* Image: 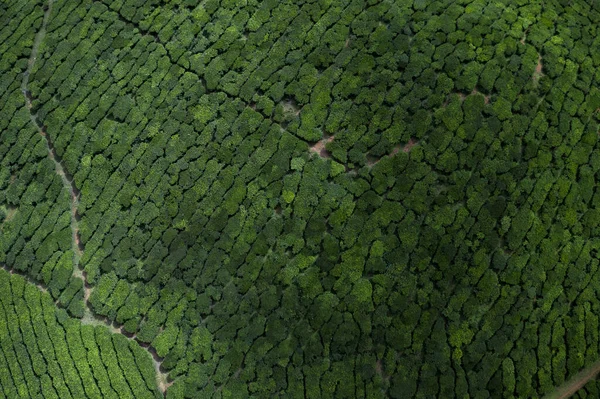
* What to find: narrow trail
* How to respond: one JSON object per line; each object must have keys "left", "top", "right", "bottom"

{"left": 21, "top": 0, "right": 82, "bottom": 277}
{"left": 19, "top": 1, "right": 172, "bottom": 395}
{"left": 544, "top": 360, "right": 600, "bottom": 399}
{"left": 0, "top": 204, "right": 18, "bottom": 229}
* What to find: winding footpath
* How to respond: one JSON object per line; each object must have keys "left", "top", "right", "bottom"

{"left": 544, "top": 360, "right": 600, "bottom": 399}
{"left": 21, "top": 0, "right": 82, "bottom": 275}
{"left": 19, "top": 1, "right": 172, "bottom": 395}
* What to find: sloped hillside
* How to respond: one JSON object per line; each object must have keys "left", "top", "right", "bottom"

{"left": 3, "top": 0, "right": 600, "bottom": 398}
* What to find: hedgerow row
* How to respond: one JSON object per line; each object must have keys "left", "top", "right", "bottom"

{"left": 4, "top": 0, "right": 600, "bottom": 398}
{"left": 0, "top": 269, "right": 160, "bottom": 398}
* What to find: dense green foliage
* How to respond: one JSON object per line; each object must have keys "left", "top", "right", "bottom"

{"left": 0, "top": 269, "right": 160, "bottom": 398}
{"left": 0, "top": 0, "right": 87, "bottom": 316}
{"left": 4, "top": 0, "right": 600, "bottom": 397}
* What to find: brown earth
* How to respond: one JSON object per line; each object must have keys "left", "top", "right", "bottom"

{"left": 309, "top": 135, "right": 335, "bottom": 158}
{"left": 545, "top": 361, "right": 600, "bottom": 399}
{"left": 403, "top": 138, "right": 418, "bottom": 153}
{"left": 536, "top": 54, "right": 543, "bottom": 74}
{"left": 471, "top": 88, "right": 490, "bottom": 104}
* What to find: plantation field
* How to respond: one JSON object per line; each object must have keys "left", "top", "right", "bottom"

{"left": 3, "top": 0, "right": 600, "bottom": 398}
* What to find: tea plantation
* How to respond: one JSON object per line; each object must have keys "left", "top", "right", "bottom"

{"left": 2, "top": 0, "right": 600, "bottom": 397}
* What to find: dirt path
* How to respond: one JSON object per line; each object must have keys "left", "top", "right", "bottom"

{"left": 21, "top": 0, "right": 53, "bottom": 95}
{"left": 0, "top": 264, "right": 48, "bottom": 294}
{"left": 309, "top": 135, "right": 334, "bottom": 158}
{"left": 21, "top": 0, "right": 82, "bottom": 279}
{"left": 0, "top": 205, "right": 18, "bottom": 229}
{"left": 544, "top": 360, "right": 600, "bottom": 399}
{"left": 150, "top": 345, "right": 174, "bottom": 393}
{"left": 19, "top": 1, "right": 171, "bottom": 396}
{"left": 533, "top": 54, "right": 544, "bottom": 83}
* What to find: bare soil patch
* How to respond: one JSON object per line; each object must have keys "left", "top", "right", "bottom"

{"left": 446, "top": 90, "right": 489, "bottom": 106}
{"left": 403, "top": 138, "right": 418, "bottom": 153}
{"left": 309, "top": 135, "right": 335, "bottom": 158}
{"left": 520, "top": 27, "right": 530, "bottom": 45}
{"left": 533, "top": 54, "right": 544, "bottom": 82}
{"left": 374, "top": 359, "right": 390, "bottom": 383}
{"left": 471, "top": 88, "right": 490, "bottom": 104}
{"left": 83, "top": 285, "right": 92, "bottom": 303}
